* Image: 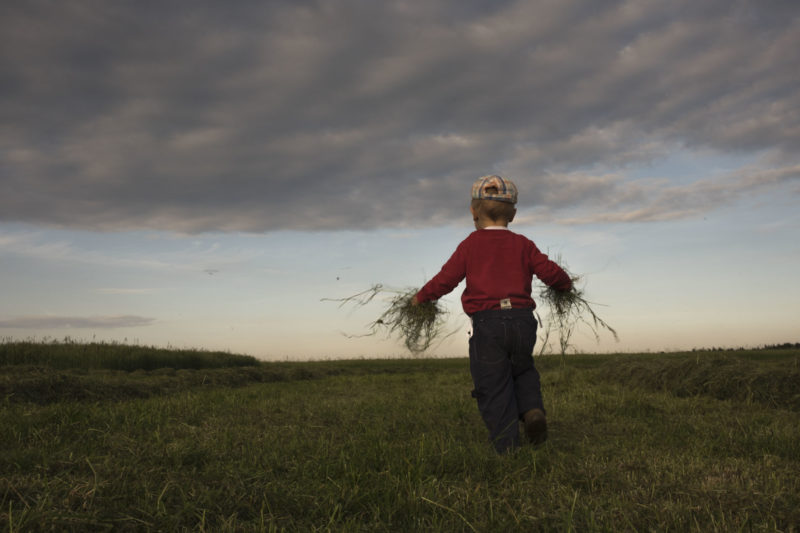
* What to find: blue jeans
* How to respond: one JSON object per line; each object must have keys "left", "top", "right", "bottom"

{"left": 468, "top": 308, "right": 543, "bottom": 453}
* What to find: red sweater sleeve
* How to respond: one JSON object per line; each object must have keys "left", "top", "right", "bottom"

{"left": 415, "top": 241, "right": 467, "bottom": 304}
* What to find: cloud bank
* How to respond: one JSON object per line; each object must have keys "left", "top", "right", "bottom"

{"left": 1, "top": 0, "right": 798, "bottom": 232}
{"left": 0, "top": 315, "right": 156, "bottom": 329}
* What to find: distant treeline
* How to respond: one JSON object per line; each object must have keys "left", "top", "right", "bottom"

{"left": 691, "top": 342, "right": 800, "bottom": 352}
{"left": 763, "top": 342, "right": 800, "bottom": 350}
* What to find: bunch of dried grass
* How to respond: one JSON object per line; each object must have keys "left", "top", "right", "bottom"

{"left": 323, "top": 284, "right": 450, "bottom": 354}
{"left": 325, "top": 258, "right": 616, "bottom": 358}
{"left": 536, "top": 262, "right": 618, "bottom": 357}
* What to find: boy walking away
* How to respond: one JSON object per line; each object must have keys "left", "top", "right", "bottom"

{"left": 412, "top": 175, "right": 573, "bottom": 453}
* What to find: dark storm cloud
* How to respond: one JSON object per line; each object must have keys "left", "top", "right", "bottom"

{"left": 1, "top": 0, "right": 798, "bottom": 232}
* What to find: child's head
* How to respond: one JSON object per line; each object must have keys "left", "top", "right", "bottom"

{"left": 470, "top": 175, "right": 517, "bottom": 226}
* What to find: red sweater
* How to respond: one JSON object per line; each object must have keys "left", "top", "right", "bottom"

{"left": 415, "top": 228, "right": 572, "bottom": 315}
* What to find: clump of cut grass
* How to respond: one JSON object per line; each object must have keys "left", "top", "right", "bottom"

{"left": 323, "top": 284, "right": 450, "bottom": 354}
{"left": 537, "top": 259, "right": 618, "bottom": 358}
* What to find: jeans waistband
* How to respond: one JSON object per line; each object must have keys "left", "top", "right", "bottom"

{"left": 470, "top": 307, "right": 535, "bottom": 321}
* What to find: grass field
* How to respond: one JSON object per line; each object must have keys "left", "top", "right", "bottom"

{"left": 2, "top": 341, "right": 799, "bottom": 531}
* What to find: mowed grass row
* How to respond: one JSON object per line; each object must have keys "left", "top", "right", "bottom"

{"left": 594, "top": 350, "right": 800, "bottom": 410}
{"left": 2, "top": 347, "right": 799, "bottom": 531}
{"left": 4, "top": 340, "right": 798, "bottom": 410}
{"left": 0, "top": 340, "right": 259, "bottom": 371}
{"left": 0, "top": 347, "right": 464, "bottom": 405}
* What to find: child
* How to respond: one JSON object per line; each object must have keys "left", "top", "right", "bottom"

{"left": 412, "top": 175, "right": 572, "bottom": 453}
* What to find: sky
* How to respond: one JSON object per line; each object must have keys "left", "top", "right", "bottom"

{"left": 1, "top": 0, "right": 798, "bottom": 360}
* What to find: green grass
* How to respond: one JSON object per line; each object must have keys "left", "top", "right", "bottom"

{"left": 2, "top": 342, "right": 799, "bottom": 531}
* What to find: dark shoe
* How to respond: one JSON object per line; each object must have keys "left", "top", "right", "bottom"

{"left": 523, "top": 409, "right": 548, "bottom": 445}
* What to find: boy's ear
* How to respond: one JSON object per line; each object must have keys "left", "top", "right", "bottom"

{"left": 470, "top": 205, "right": 478, "bottom": 221}
{"left": 508, "top": 207, "right": 516, "bottom": 223}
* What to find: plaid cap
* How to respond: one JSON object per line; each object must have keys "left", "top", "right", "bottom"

{"left": 471, "top": 175, "right": 518, "bottom": 204}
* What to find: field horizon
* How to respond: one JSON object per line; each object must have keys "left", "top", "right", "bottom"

{"left": 2, "top": 341, "right": 798, "bottom": 531}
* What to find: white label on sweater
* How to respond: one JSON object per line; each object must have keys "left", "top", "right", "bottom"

{"left": 500, "top": 298, "right": 512, "bottom": 309}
